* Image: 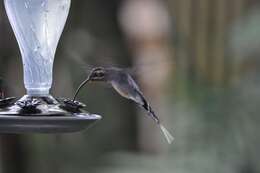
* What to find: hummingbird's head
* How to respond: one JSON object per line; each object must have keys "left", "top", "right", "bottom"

{"left": 89, "top": 67, "right": 106, "bottom": 81}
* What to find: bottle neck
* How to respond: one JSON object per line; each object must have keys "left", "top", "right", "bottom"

{"left": 26, "top": 88, "right": 50, "bottom": 96}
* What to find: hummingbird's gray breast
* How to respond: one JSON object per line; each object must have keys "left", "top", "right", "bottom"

{"left": 110, "top": 72, "right": 143, "bottom": 105}
{"left": 111, "top": 81, "right": 131, "bottom": 99}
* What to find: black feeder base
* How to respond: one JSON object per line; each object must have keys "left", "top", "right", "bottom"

{"left": 0, "top": 95, "right": 101, "bottom": 134}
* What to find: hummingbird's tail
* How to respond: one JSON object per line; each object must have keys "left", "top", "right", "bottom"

{"left": 142, "top": 99, "right": 174, "bottom": 144}
{"left": 159, "top": 124, "right": 174, "bottom": 144}
{"left": 142, "top": 99, "right": 160, "bottom": 124}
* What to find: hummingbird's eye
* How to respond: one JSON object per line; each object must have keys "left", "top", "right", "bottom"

{"left": 95, "top": 71, "right": 104, "bottom": 77}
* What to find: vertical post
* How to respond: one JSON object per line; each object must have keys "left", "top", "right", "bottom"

{"left": 0, "top": 135, "right": 27, "bottom": 173}
{"left": 194, "top": 0, "right": 209, "bottom": 82}
{"left": 175, "top": 0, "right": 193, "bottom": 97}
{"left": 212, "top": 0, "right": 226, "bottom": 85}
{"left": 230, "top": 0, "right": 246, "bottom": 83}
{"left": 119, "top": 0, "right": 173, "bottom": 152}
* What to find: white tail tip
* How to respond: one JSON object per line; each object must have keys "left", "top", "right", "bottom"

{"left": 159, "top": 124, "right": 174, "bottom": 144}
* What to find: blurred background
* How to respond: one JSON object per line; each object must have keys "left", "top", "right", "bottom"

{"left": 0, "top": 0, "right": 260, "bottom": 172}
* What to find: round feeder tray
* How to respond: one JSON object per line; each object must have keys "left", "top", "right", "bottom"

{"left": 0, "top": 114, "right": 101, "bottom": 134}
{"left": 0, "top": 96, "right": 102, "bottom": 134}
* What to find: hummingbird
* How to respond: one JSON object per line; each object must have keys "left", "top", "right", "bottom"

{"left": 73, "top": 67, "right": 174, "bottom": 144}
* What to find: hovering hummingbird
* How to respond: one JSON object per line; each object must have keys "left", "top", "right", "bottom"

{"left": 73, "top": 67, "right": 174, "bottom": 144}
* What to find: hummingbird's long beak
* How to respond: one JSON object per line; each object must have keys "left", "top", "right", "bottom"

{"left": 72, "top": 77, "right": 91, "bottom": 101}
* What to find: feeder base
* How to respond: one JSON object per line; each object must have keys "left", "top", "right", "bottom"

{"left": 0, "top": 95, "right": 101, "bottom": 134}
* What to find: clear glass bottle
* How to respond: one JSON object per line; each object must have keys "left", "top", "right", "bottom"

{"left": 4, "top": 0, "right": 71, "bottom": 95}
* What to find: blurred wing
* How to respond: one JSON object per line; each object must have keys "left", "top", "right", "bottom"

{"left": 126, "top": 73, "right": 141, "bottom": 92}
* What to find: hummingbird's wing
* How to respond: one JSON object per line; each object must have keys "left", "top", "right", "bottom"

{"left": 125, "top": 74, "right": 161, "bottom": 124}
{"left": 110, "top": 72, "right": 143, "bottom": 103}
{"left": 126, "top": 73, "right": 141, "bottom": 91}
{"left": 126, "top": 74, "right": 174, "bottom": 143}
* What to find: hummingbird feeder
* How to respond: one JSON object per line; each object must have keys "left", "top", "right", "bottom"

{"left": 0, "top": 0, "right": 101, "bottom": 133}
